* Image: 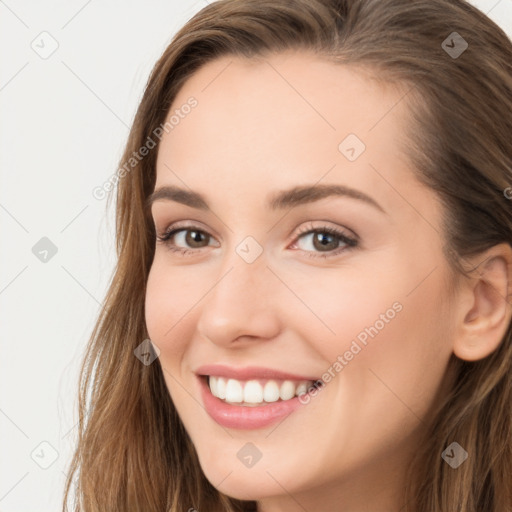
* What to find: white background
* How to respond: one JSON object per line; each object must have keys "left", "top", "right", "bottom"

{"left": 1, "top": 1, "right": 511, "bottom": 510}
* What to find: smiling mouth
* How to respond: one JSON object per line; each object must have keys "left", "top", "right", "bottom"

{"left": 204, "top": 375, "right": 322, "bottom": 406}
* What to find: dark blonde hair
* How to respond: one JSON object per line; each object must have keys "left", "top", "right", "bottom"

{"left": 63, "top": 0, "right": 512, "bottom": 510}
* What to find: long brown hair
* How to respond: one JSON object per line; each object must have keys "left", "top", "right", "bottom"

{"left": 63, "top": 0, "right": 512, "bottom": 510}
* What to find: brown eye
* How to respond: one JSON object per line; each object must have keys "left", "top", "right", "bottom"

{"left": 156, "top": 225, "right": 220, "bottom": 255}
{"left": 295, "top": 227, "right": 357, "bottom": 256}
{"left": 311, "top": 232, "right": 339, "bottom": 252}
{"left": 184, "top": 229, "right": 210, "bottom": 248}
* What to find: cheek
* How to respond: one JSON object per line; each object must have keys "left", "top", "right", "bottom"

{"left": 144, "top": 259, "right": 198, "bottom": 360}
{"left": 299, "top": 252, "right": 454, "bottom": 413}
{"left": 279, "top": 261, "right": 403, "bottom": 365}
{"left": 343, "top": 267, "right": 454, "bottom": 416}
{"left": 144, "top": 261, "right": 208, "bottom": 415}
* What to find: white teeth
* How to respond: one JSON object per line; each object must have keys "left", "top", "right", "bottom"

{"left": 279, "top": 380, "right": 296, "bottom": 400}
{"left": 216, "top": 377, "right": 226, "bottom": 399}
{"left": 225, "top": 378, "right": 243, "bottom": 403}
{"left": 295, "top": 382, "right": 308, "bottom": 396}
{"left": 263, "top": 380, "right": 280, "bottom": 403}
{"left": 209, "top": 376, "right": 218, "bottom": 396}
{"left": 243, "top": 380, "right": 263, "bottom": 403}
{"left": 208, "top": 376, "right": 316, "bottom": 405}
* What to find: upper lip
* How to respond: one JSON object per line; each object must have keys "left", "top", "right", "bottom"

{"left": 195, "top": 364, "right": 320, "bottom": 382}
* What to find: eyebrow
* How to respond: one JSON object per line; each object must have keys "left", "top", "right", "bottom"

{"left": 146, "top": 183, "right": 385, "bottom": 213}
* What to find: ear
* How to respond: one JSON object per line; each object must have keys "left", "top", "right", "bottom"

{"left": 453, "top": 243, "right": 512, "bottom": 361}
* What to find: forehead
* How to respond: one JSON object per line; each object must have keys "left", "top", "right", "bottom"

{"left": 155, "top": 52, "right": 422, "bottom": 215}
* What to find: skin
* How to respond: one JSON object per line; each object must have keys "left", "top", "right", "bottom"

{"left": 144, "top": 52, "right": 512, "bottom": 511}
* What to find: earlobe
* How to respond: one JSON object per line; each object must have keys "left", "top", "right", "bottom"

{"left": 453, "top": 243, "right": 512, "bottom": 362}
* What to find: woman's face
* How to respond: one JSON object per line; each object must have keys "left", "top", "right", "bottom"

{"left": 145, "top": 52, "right": 457, "bottom": 509}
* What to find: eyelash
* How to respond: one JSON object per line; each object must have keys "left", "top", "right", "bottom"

{"left": 155, "top": 222, "right": 358, "bottom": 259}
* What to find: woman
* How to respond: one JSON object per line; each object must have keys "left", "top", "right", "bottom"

{"left": 63, "top": 0, "right": 512, "bottom": 510}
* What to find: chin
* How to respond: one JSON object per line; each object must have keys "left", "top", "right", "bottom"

{"left": 196, "top": 447, "right": 306, "bottom": 502}
{"left": 202, "top": 466, "right": 279, "bottom": 501}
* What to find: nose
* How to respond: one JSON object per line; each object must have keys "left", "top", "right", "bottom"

{"left": 196, "top": 251, "right": 282, "bottom": 347}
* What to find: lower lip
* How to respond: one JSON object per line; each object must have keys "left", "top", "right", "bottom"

{"left": 198, "top": 376, "right": 310, "bottom": 430}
